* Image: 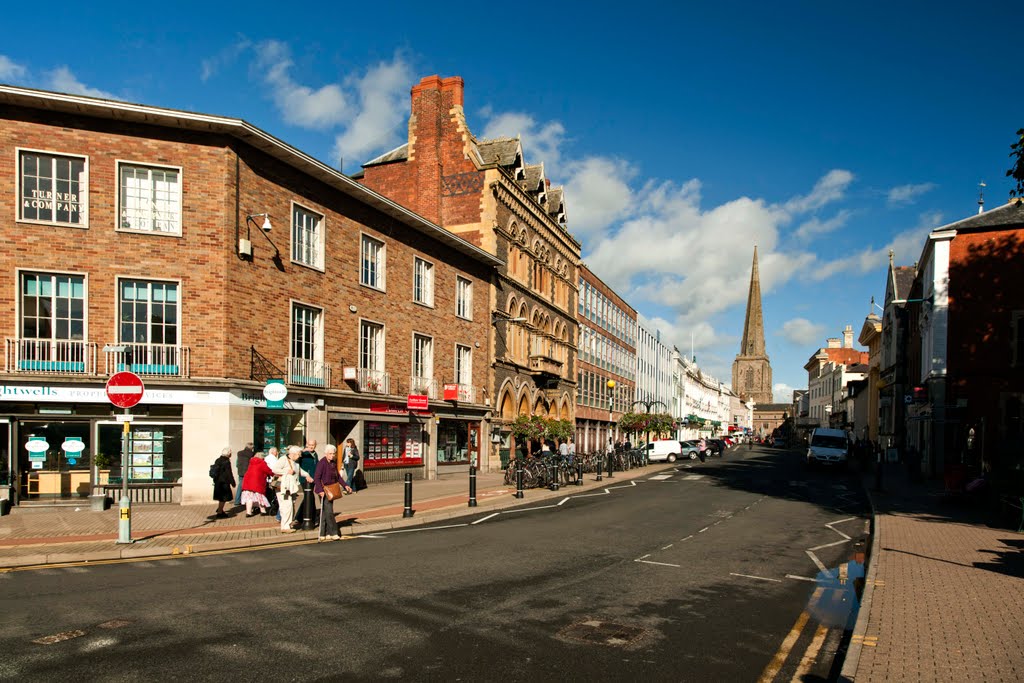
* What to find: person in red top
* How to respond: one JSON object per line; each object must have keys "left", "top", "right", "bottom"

{"left": 241, "top": 452, "right": 273, "bottom": 517}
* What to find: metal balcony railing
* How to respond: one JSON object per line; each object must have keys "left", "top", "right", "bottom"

{"left": 447, "top": 383, "right": 477, "bottom": 403}
{"left": 357, "top": 368, "right": 390, "bottom": 394}
{"left": 407, "top": 376, "right": 437, "bottom": 399}
{"left": 5, "top": 338, "right": 97, "bottom": 375}
{"left": 104, "top": 342, "right": 190, "bottom": 377}
{"left": 286, "top": 357, "right": 331, "bottom": 388}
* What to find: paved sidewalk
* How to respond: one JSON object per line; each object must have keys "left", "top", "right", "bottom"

{"left": 842, "top": 464, "right": 1024, "bottom": 682}
{"left": 0, "top": 464, "right": 665, "bottom": 568}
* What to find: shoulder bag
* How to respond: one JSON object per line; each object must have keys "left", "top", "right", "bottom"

{"left": 323, "top": 482, "right": 343, "bottom": 501}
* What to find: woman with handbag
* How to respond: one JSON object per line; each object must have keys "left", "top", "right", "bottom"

{"left": 342, "top": 438, "right": 360, "bottom": 492}
{"left": 314, "top": 444, "right": 351, "bottom": 541}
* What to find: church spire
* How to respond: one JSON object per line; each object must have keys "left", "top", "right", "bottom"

{"left": 740, "top": 246, "right": 767, "bottom": 357}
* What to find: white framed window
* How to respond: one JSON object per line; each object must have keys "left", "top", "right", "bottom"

{"left": 119, "top": 280, "right": 178, "bottom": 346}
{"left": 456, "top": 344, "right": 472, "bottom": 385}
{"left": 360, "top": 320, "right": 384, "bottom": 371}
{"left": 291, "top": 203, "right": 324, "bottom": 269}
{"left": 456, "top": 276, "right": 472, "bottom": 320}
{"left": 413, "top": 334, "right": 433, "bottom": 380}
{"left": 413, "top": 257, "right": 434, "bottom": 306}
{"left": 291, "top": 303, "right": 323, "bottom": 362}
{"left": 361, "top": 234, "right": 386, "bottom": 290}
{"left": 1013, "top": 311, "right": 1024, "bottom": 368}
{"left": 20, "top": 272, "right": 86, "bottom": 342}
{"left": 117, "top": 162, "right": 181, "bottom": 234}
{"left": 18, "top": 150, "right": 88, "bottom": 227}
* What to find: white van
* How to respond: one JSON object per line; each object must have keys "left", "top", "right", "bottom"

{"left": 646, "top": 440, "right": 683, "bottom": 463}
{"left": 806, "top": 428, "right": 850, "bottom": 466}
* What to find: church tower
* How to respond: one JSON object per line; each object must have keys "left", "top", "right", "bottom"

{"left": 732, "top": 246, "right": 773, "bottom": 403}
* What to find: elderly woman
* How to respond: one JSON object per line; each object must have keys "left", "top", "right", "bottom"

{"left": 274, "top": 445, "right": 313, "bottom": 533}
{"left": 211, "top": 447, "right": 235, "bottom": 519}
{"left": 241, "top": 451, "right": 273, "bottom": 517}
{"left": 314, "top": 444, "right": 351, "bottom": 541}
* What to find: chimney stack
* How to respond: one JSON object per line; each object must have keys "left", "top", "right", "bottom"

{"left": 843, "top": 325, "right": 854, "bottom": 348}
{"left": 827, "top": 337, "right": 841, "bottom": 349}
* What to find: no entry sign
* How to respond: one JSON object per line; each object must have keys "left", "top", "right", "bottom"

{"left": 106, "top": 371, "right": 145, "bottom": 409}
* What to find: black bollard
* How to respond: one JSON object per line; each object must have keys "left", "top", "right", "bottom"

{"left": 403, "top": 472, "right": 415, "bottom": 518}
{"left": 468, "top": 465, "right": 478, "bottom": 507}
{"left": 596, "top": 454, "right": 603, "bottom": 481}
{"left": 607, "top": 452, "right": 615, "bottom": 478}
{"left": 549, "top": 459, "right": 560, "bottom": 491}
{"left": 301, "top": 481, "right": 316, "bottom": 531}
{"left": 515, "top": 461, "right": 524, "bottom": 499}
{"left": 577, "top": 460, "right": 583, "bottom": 486}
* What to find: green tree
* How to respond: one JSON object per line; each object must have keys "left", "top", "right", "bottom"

{"left": 546, "top": 418, "right": 574, "bottom": 442}
{"left": 1008, "top": 128, "right": 1024, "bottom": 201}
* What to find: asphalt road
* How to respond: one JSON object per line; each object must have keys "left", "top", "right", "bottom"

{"left": 0, "top": 445, "right": 869, "bottom": 682}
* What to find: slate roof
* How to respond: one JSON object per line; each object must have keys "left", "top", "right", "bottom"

{"left": 520, "top": 164, "right": 545, "bottom": 193}
{"left": 933, "top": 200, "right": 1024, "bottom": 233}
{"left": 477, "top": 137, "right": 521, "bottom": 167}
{"left": 363, "top": 143, "right": 409, "bottom": 167}
{"left": 847, "top": 363, "right": 870, "bottom": 374}
{"left": 894, "top": 266, "right": 916, "bottom": 299}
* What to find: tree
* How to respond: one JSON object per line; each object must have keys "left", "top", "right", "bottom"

{"left": 511, "top": 415, "right": 547, "bottom": 457}
{"left": 546, "top": 418, "right": 574, "bottom": 443}
{"left": 1008, "top": 128, "right": 1024, "bottom": 201}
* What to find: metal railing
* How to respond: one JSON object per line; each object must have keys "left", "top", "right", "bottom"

{"left": 5, "top": 338, "right": 97, "bottom": 375}
{"left": 286, "top": 357, "right": 332, "bottom": 388}
{"left": 104, "top": 342, "right": 190, "bottom": 377}
{"left": 448, "top": 383, "right": 477, "bottom": 403}
{"left": 357, "top": 368, "right": 390, "bottom": 393}
{"left": 407, "top": 376, "right": 437, "bottom": 399}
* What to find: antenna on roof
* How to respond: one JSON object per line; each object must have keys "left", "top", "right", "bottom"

{"left": 978, "top": 181, "right": 986, "bottom": 214}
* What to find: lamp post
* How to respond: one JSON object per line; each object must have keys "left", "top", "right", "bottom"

{"left": 631, "top": 398, "right": 667, "bottom": 466}
{"left": 607, "top": 379, "right": 616, "bottom": 451}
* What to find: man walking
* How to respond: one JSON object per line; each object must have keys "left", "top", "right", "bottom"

{"left": 233, "top": 442, "right": 254, "bottom": 507}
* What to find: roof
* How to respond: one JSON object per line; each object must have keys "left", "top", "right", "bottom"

{"left": 0, "top": 84, "right": 502, "bottom": 269}
{"left": 847, "top": 363, "right": 870, "bottom": 373}
{"left": 824, "top": 348, "right": 870, "bottom": 366}
{"left": 755, "top": 404, "right": 791, "bottom": 413}
{"left": 477, "top": 137, "right": 521, "bottom": 167}
{"left": 894, "top": 266, "right": 915, "bottom": 299}
{"left": 932, "top": 200, "right": 1024, "bottom": 233}
{"left": 520, "top": 164, "right": 545, "bottom": 193}
{"left": 363, "top": 143, "right": 408, "bottom": 166}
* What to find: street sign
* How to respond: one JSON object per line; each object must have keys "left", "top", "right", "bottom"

{"left": 263, "top": 379, "right": 287, "bottom": 409}
{"left": 407, "top": 394, "right": 429, "bottom": 411}
{"left": 443, "top": 384, "right": 459, "bottom": 401}
{"left": 106, "top": 371, "right": 145, "bottom": 409}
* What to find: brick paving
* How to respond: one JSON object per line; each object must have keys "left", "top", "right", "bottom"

{"left": 844, "top": 465, "right": 1024, "bottom": 682}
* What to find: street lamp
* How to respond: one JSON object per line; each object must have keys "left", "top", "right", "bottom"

{"left": 607, "top": 379, "right": 616, "bottom": 447}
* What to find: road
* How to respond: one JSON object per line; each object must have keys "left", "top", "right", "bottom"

{"left": 0, "top": 445, "right": 869, "bottom": 682}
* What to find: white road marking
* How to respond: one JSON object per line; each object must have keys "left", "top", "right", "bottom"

{"left": 661, "top": 544, "right": 674, "bottom": 550}
{"left": 636, "top": 559, "right": 682, "bottom": 568}
{"left": 698, "top": 527, "right": 710, "bottom": 533}
{"left": 805, "top": 550, "right": 831, "bottom": 576}
{"left": 809, "top": 539, "right": 849, "bottom": 551}
{"left": 503, "top": 504, "right": 560, "bottom": 513}
{"left": 638, "top": 554, "right": 651, "bottom": 560}
{"left": 680, "top": 535, "right": 694, "bottom": 542}
{"left": 369, "top": 524, "right": 470, "bottom": 535}
{"left": 786, "top": 574, "right": 818, "bottom": 582}
{"left": 648, "top": 475, "right": 673, "bottom": 481}
{"left": 471, "top": 513, "right": 500, "bottom": 525}
{"left": 557, "top": 497, "right": 571, "bottom": 506}
{"left": 683, "top": 475, "right": 705, "bottom": 481}
{"left": 730, "top": 572, "right": 782, "bottom": 583}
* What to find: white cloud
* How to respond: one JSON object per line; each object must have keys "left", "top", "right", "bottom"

{"left": 46, "top": 66, "right": 117, "bottom": 99}
{"left": 0, "top": 55, "right": 27, "bottom": 82}
{"left": 887, "top": 182, "right": 935, "bottom": 206}
{"left": 562, "top": 156, "right": 635, "bottom": 235}
{"left": 479, "top": 112, "right": 566, "bottom": 175}
{"left": 794, "top": 209, "right": 852, "bottom": 240}
{"left": 331, "top": 57, "right": 414, "bottom": 167}
{"left": 773, "top": 383, "right": 798, "bottom": 400}
{"left": 809, "top": 225, "right": 929, "bottom": 281}
{"left": 784, "top": 169, "right": 854, "bottom": 214}
{"left": 779, "top": 318, "right": 825, "bottom": 345}
{"left": 254, "top": 40, "right": 348, "bottom": 129}
{"left": 201, "top": 39, "right": 251, "bottom": 82}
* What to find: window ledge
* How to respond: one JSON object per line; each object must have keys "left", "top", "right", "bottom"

{"left": 18, "top": 219, "right": 89, "bottom": 230}
{"left": 291, "top": 259, "right": 326, "bottom": 273}
{"left": 115, "top": 227, "right": 183, "bottom": 238}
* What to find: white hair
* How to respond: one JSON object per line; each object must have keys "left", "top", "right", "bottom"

{"left": 288, "top": 445, "right": 302, "bottom": 457}
{"left": 221, "top": 447, "right": 231, "bottom": 456}
{"left": 324, "top": 444, "right": 337, "bottom": 454}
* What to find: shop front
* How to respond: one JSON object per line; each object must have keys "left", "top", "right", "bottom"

{"left": 329, "top": 401, "right": 431, "bottom": 485}
{"left": 434, "top": 409, "right": 485, "bottom": 472}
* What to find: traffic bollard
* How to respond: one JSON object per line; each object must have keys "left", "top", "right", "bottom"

{"left": 515, "top": 461, "right": 525, "bottom": 499}
{"left": 468, "top": 465, "right": 478, "bottom": 507}
{"left": 301, "top": 481, "right": 316, "bottom": 531}
{"left": 607, "top": 453, "right": 615, "bottom": 478}
{"left": 549, "top": 460, "right": 560, "bottom": 491}
{"left": 403, "top": 472, "right": 415, "bottom": 518}
{"left": 596, "top": 455, "right": 603, "bottom": 481}
{"left": 577, "top": 461, "right": 583, "bottom": 485}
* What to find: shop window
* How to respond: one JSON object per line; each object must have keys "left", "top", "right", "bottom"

{"left": 437, "top": 420, "right": 469, "bottom": 464}
{"left": 254, "top": 411, "right": 305, "bottom": 452}
{"left": 292, "top": 203, "right": 324, "bottom": 269}
{"left": 19, "top": 150, "right": 87, "bottom": 227}
{"left": 97, "top": 423, "right": 182, "bottom": 484}
{"left": 118, "top": 162, "right": 181, "bottom": 234}
{"left": 364, "top": 421, "right": 423, "bottom": 467}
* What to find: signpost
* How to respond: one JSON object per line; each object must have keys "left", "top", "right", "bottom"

{"left": 106, "top": 371, "right": 144, "bottom": 544}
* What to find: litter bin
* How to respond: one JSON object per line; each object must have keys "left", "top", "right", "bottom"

{"left": 89, "top": 494, "right": 111, "bottom": 512}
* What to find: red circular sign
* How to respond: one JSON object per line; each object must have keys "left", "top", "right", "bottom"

{"left": 106, "top": 371, "right": 145, "bottom": 409}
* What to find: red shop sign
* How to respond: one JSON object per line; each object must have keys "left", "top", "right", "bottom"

{"left": 407, "top": 394, "right": 429, "bottom": 411}
{"left": 363, "top": 457, "right": 424, "bottom": 469}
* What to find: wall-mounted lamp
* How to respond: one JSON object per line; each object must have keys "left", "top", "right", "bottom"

{"left": 241, "top": 214, "right": 283, "bottom": 268}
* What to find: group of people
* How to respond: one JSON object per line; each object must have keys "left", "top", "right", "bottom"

{"left": 210, "top": 437, "right": 363, "bottom": 542}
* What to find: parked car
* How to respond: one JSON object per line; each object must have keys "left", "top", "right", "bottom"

{"left": 706, "top": 439, "right": 726, "bottom": 456}
{"left": 679, "top": 441, "right": 701, "bottom": 460}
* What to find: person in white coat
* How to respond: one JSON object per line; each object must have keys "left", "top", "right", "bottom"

{"left": 274, "top": 445, "right": 312, "bottom": 533}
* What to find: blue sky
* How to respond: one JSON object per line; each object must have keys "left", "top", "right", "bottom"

{"left": 3, "top": 1, "right": 1022, "bottom": 398}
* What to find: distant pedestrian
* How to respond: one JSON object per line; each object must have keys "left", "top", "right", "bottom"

{"left": 296, "top": 439, "right": 320, "bottom": 527}
{"left": 211, "top": 447, "right": 235, "bottom": 518}
{"left": 233, "top": 442, "right": 253, "bottom": 507}
{"left": 314, "top": 444, "right": 351, "bottom": 541}
{"left": 559, "top": 439, "right": 569, "bottom": 457}
{"left": 264, "top": 446, "right": 282, "bottom": 521}
{"left": 276, "top": 446, "right": 312, "bottom": 533}
{"left": 342, "top": 438, "right": 360, "bottom": 491}
{"left": 241, "top": 452, "right": 273, "bottom": 517}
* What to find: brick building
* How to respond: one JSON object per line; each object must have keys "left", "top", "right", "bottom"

{"left": 575, "top": 264, "right": 636, "bottom": 452}
{"left": 357, "top": 75, "right": 581, "bottom": 466}
{"left": 0, "top": 84, "right": 499, "bottom": 506}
